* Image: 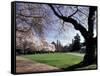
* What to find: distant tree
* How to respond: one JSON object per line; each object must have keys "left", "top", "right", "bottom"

{"left": 51, "top": 41, "right": 63, "bottom": 52}
{"left": 63, "top": 45, "right": 69, "bottom": 52}
{"left": 71, "top": 33, "right": 81, "bottom": 51}
{"left": 51, "top": 41, "right": 56, "bottom": 46}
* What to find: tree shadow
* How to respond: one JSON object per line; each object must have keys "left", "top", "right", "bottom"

{"left": 62, "top": 61, "right": 97, "bottom": 71}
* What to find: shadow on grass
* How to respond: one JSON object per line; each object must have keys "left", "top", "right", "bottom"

{"left": 62, "top": 61, "right": 97, "bottom": 71}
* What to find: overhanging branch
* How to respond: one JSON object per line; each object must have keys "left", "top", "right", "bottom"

{"left": 48, "top": 4, "right": 62, "bottom": 19}
{"left": 68, "top": 6, "right": 78, "bottom": 18}
{"left": 48, "top": 4, "right": 88, "bottom": 39}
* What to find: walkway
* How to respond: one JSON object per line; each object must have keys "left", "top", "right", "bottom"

{"left": 16, "top": 56, "right": 62, "bottom": 73}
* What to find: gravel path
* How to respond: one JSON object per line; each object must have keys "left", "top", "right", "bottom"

{"left": 16, "top": 56, "right": 62, "bottom": 73}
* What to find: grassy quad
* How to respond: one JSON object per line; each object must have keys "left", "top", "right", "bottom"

{"left": 20, "top": 52, "right": 96, "bottom": 70}
{"left": 22, "top": 53, "right": 84, "bottom": 69}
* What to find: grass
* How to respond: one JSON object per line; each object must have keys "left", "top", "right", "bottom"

{"left": 22, "top": 53, "right": 84, "bottom": 68}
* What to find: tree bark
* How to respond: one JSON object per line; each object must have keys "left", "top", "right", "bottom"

{"left": 83, "top": 37, "right": 96, "bottom": 65}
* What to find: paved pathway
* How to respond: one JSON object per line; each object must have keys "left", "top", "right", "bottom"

{"left": 16, "top": 56, "right": 62, "bottom": 73}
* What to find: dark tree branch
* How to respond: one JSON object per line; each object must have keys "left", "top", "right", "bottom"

{"left": 48, "top": 4, "right": 63, "bottom": 19}
{"left": 55, "top": 6, "right": 63, "bottom": 16}
{"left": 69, "top": 7, "right": 88, "bottom": 27}
{"left": 68, "top": 6, "right": 78, "bottom": 18}
{"left": 73, "top": 15, "right": 88, "bottom": 27}
{"left": 49, "top": 4, "right": 88, "bottom": 39}
{"left": 62, "top": 17, "right": 89, "bottom": 39}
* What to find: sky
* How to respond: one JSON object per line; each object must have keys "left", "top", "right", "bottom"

{"left": 16, "top": 2, "right": 97, "bottom": 46}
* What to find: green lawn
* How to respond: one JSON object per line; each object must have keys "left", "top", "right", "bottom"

{"left": 22, "top": 53, "right": 83, "bottom": 68}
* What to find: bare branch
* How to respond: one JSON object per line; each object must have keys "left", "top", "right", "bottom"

{"left": 48, "top": 4, "right": 62, "bottom": 19}
{"left": 68, "top": 6, "right": 78, "bottom": 18}
{"left": 72, "top": 15, "right": 88, "bottom": 28}
{"left": 55, "top": 6, "right": 63, "bottom": 16}
{"left": 78, "top": 9, "right": 88, "bottom": 17}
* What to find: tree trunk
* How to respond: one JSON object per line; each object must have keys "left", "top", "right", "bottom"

{"left": 83, "top": 6, "right": 97, "bottom": 65}
{"left": 83, "top": 37, "right": 96, "bottom": 65}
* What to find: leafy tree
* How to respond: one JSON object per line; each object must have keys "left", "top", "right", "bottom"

{"left": 71, "top": 33, "right": 81, "bottom": 51}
